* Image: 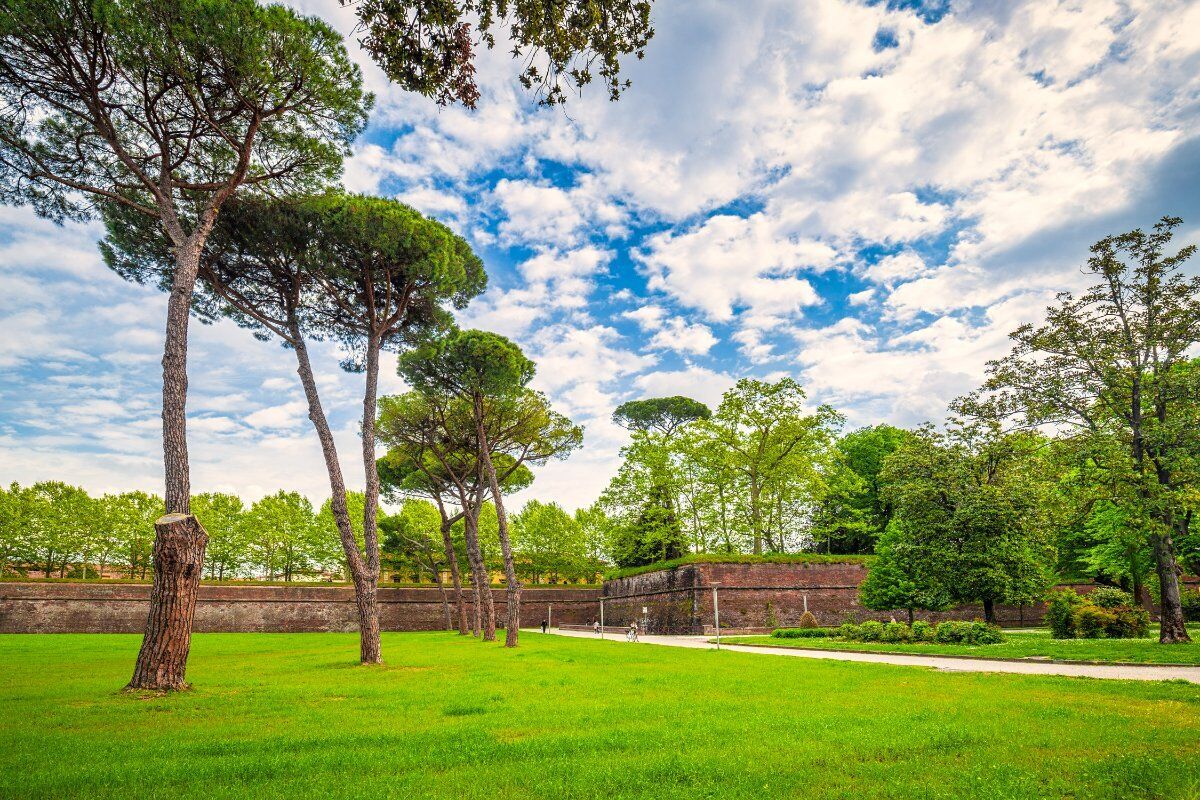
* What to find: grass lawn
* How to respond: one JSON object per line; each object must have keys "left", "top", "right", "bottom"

{"left": 3, "top": 633, "right": 1200, "bottom": 799}
{"left": 724, "top": 625, "right": 1200, "bottom": 665}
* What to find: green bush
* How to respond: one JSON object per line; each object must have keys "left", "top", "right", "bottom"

{"left": 1181, "top": 588, "right": 1200, "bottom": 623}
{"left": 1076, "top": 605, "right": 1117, "bottom": 639}
{"left": 1088, "top": 587, "right": 1135, "bottom": 609}
{"left": 1045, "top": 590, "right": 1084, "bottom": 639}
{"left": 857, "top": 620, "right": 885, "bottom": 641}
{"left": 797, "top": 611, "right": 819, "bottom": 629}
{"left": 772, "top": 627, "right": 836, "bottom": 639}
{"left": 837, "top": 622, "right": 861, "bottom": 640}
{"left": 1108, "top": 606, "right": 1150, "bottom": 639}
{"left": 967, "top": 621, "right": 1005, "bottom": 645}
{"left": 933, "top": 620, "right": 971, "bottom": 643}
{"left": 882, "top": 622, "right": 911, "bottom": 642}
{"left": 911, "top": 620, "right": 934, "bottom": 642}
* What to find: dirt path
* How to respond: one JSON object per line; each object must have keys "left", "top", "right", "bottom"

{"left": 542, "top": 628, "right": 1200, "bottom": 683}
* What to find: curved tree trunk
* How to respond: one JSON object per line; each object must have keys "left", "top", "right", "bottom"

{"left": 463, "top": 497, "right": 495, "bottom": 640}
{"left": 290, "top": 327, "right": 381, "bottom": 663}
{"left": 475, "top": 400, "right": 520, "bottom": 648}
{"left": 127, "top": 514, "right": 208, "bottom": 691}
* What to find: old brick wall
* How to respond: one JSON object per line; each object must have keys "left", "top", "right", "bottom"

{"left": 0, "top": 582, "right": 599, "bottom": 633}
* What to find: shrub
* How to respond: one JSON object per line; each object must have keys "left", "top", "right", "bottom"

{"left": 967, "top": 621, "right": 1005, "bottom": 645}
{"left": 838, "top": 623, "right": 862, "bottom": 640}
{"left": 933, "top": 620, "right": 971, "bottom": 643}
{"left": 1045, "top": 590, "right": 1084, "bottom": 639}
{"left": 772, "top": 627, "right": 836, "bottom": 639}
{"left": 1182, "top": 588, "right": 1200, "bottom": 623}
{"left": 911, "top": 620, "right": 934, "bottom": 642}
{"left": 1088, "top": 587, "right": 1135, "bottom": 609}
{"left": 797, "top": 610, "right": 819, "bottom": 629}
{"left": 857, "top": 620, "right": 885, "bottom": 641}
{"left": 1108, "top": 606, "right": 1150, "bottom": 639}
{"left": 1076, "top": 605, "right": 1117, "bottom": 639}
{"left": 882, "top": 622, "right": 911, "bottom": 642}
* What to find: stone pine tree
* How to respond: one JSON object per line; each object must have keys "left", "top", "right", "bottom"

{"left": 351, "top": 0, "right": 655, "bottom": 108}
{"left": 956, "top": 218, "right": 1198, "bottom": 642}
{"left": 613, "top": 397, "right": 711, "bottom": 436}
{"left": 103, "top": 193, "right": 485, "bottom": 664}
{"left": 0, "top": 0, "right": 369, "bottom": 690}
{"left": 399, "top": 330, "right": 581, "bottom": 647}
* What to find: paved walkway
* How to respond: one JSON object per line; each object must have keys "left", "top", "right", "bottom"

{"left": 542, "top": 628, "right": 1200, "bottom": 683}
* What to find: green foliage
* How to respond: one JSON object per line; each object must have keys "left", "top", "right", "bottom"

{"left": 911, "top": 620, "right": 934, "bottom": 642}
{"left": 612, "top": 396, "right": 711, "bottom": 436}
{"left": 771, "top": 627, "right": 836, "bottom": 639}
{"left": 510, "top": 499, "right": 600, "bottom": 583}
{"left": 933, "top": 621, "right": 1004, "bottom": 645}
{"left": 1182, "top": 587, "right": 1200, "bottom": 623}
{"left": 244, "top": 491, "right": 339, "bottom": 581}
{"left": 1088, "top": 587, "right": 1136, "bottom": 609}
{"left": 882, "top": 621, "right": 912, "bottom": 642}
{"left": 353, "top": 0, "right": 654, "bottom": 107}
{"left": 0, "top": 0, "right": 369, "bottom": 223}
{"left": 604, "top": 552, "right": 874, "bottom": 580}
{"left": 1046, "top": 590, "right": 1085, "bottom": 639}
{"left": 399, "top": 328, "right": 534, "bottom": 402}
{"left": 857, "top": 620, "right": 885, "bottom": 641}
{"left": 858, "top": 523, "right": 951, "bottom": 619}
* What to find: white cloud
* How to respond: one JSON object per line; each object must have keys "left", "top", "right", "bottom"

{"left": 647, "top": 317, "right": 718, "bottom": 355}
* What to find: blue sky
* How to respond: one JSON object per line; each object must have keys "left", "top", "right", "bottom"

{"left": 2, "top": 0, "right": 1199, "bottom": 510}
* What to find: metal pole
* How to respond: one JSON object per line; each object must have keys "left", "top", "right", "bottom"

{"left": 712, "top": 584, "right": 721, "bottom": 650}
{"left": 548, "top": 603, "right": 553, "bottom": 630}
{"left": 600, "top": 598, "right": 605, "bottom": 640}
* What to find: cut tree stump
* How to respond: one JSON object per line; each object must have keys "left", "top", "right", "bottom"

{"left": 126, "top": 513, "right": 208, "bottom": 691}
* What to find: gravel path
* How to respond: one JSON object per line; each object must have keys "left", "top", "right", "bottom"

{"left": 542, "top": 627, "right": 1200, "bottom": 683}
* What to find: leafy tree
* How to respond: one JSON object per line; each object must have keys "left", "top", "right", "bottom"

{"left": 613, "top": 396, "right": 711, "bottom": 436}
{"left": 26, "top": 482, "right": 92, "bottom": 578}
{"left": 352, "top": 0, "right": 655, "bottom": 107}
{"left": 691, "top": 378, "right": 842, "bottom": 555}
{"left": 511, "top": 500, "right": 587, "bottom": 583}
{"left": 192, "top": 493, "right": 248, "bottom": 581}
{"left": 812, "top": 425, "right": 915, "bottom": 554}
{"left": 244, "top": 491, "right": 333, "bottom": 581}
{"left": 0, "top": 484, "right": 35, "bottom": 577}
{"left": 0, "top": 0, "right": 369, "bottom": 689}
{"left": 573, "top": 503, "right": 611, "bottom": 582}
{"left": 956, "top": 218, "right": 1199, "bottom": 642}
{"left": 881, "top": 425, "right": 1055, "bottom": 623}
{"left": 859, "top": 524, "right": 951, "bottom": 624}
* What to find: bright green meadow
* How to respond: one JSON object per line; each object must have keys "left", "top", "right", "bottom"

{"left": 2, "top": 632, "right": 1200, "bottom": 799}
{"left": 727, "top": 626, "right": 1200, "bottom": 665}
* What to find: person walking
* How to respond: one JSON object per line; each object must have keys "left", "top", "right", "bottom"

{"left": 593, "top": 619, "right": 601, "bottom": 635}
{"left": 627, "top": 620, "right": 639, "bottom": 642}
{"left": 541, "top": 619, "right": 548, "bottom": 634}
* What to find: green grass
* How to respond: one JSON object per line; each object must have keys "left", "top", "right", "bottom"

{"left": 2, "top": 633, "right": 1200, "bottom": 799}
{"left": 726, "top": 625, "right": 1200, "bottom": 665}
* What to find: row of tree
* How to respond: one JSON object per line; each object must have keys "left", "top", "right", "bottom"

{"left": 0, "top": 483, "right": 605, "bottom": 586}
{"left": 600, "top": 219, "right": 1200, "bottom": 641}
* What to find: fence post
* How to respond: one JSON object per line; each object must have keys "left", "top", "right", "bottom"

{"left": 712, "top": 584, "right": 721, "bottom": 650}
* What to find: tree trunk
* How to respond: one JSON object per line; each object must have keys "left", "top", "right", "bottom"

{"left": 440, "top": 518, "right": 468, "bottom": 635}
{"left": 475, "top": 401, "right": 520, "bottom": 648}
{"left": 357, "top": 334, "right": 384, "bottom": 661}
{"left": 129, "top": 241, "right": 205, "bottom": 690}
{"left": 982, "top": 599, "right": 996, "bottom": 625}
{"left": 127, "top": 514, "right": 208, "bottom": 691}
{"left": 1153, "top": 530, "right": 1191, "bottom": 643}
{"left": 433, "top": 568, "right": 452, "bottom": 630}
{"left": 465, "top": 499, "right": 497, "bottom": 641}
{"left": 907, "top": 608, "right": 914, "bottom": 626}
{"left": 290, "top": 326, "right": 381, "bottom": 663}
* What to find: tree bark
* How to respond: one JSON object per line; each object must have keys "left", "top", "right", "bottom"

{"left": 127, "top": 514, "right": 208, "bottom": 691}
{"left": 462, "top": 495, "right": 495, "bottom": 640}
{"left": 982, "top": 599, "right": 996, "bottom": 625}
{"left": 1153, "top": 530, "right": 1191, "bottom": 643}
{"left": 290, "top": 326, "right": 381, "bottom": 663}
{"left": 907, "top": 608, "right": 914, "bottom": 626}
{"left": 439, "top": 518, "right": 468, "bottom": 635}
{"left": 475, "top": 400, "right": 520, "bottom": 647}
{"left": 357, "top": 334, "right": 384, "bottom": 661}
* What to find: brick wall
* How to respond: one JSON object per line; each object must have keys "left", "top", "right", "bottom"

{"left": 0, "top": 582, "right": 599, "bottom": 633}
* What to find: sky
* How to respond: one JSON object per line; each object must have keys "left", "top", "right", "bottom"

{"left": 2, "top": 0, "right": 1199, "bottom": 512}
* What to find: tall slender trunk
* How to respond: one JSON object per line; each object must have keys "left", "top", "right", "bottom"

{"left": 439, "top": 517, "right": 468, "bottom": 635}
{"left": 475, "top": 398, "right": 520, "bottom": 647}
{"left": 129, "top": 241, "right": 206, "bottom": 691}
{"left": 432, "top": 566, "right": 452, "bottom": 630}
{"left": 290, "top": 325, "right": 380, "bottom": 663}
{"left": 460, "top": 494, "right": 494, "bottom": 638}
{"left": 358, "top": 335, "right": 383, "bottom": 662}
